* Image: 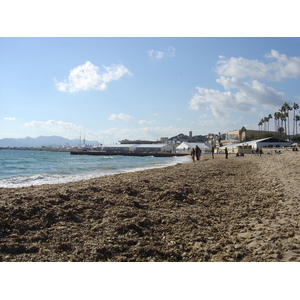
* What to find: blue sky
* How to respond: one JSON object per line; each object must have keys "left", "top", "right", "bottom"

{"left": 1, "top": 0, "right": 299, "bottom": 143}
{"left": 1, "top": 37, "right": 300, "bottom": 143}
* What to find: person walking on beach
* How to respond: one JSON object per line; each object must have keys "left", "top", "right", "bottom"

{"left": 191, "top": 148, "right": 195, "bottom": 162}
{"left": 211, "top": 145, "right": 215, "bottom": 159}
{"left": 256, "top": 148, "right": 259, "bottom": 156}
{"left": 195, "top": 145, "right": 201, "bottom": 161}
{"left": 225, "top": 147, "right": 228, "bottom": 159}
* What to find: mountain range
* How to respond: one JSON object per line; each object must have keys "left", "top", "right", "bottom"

{"left": 0, "top": 136, "right": 98, "bottom": 148}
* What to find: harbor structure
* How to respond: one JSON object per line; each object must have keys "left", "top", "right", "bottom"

{"left": 70, "top": 143, "right": 182, "bottom": 157}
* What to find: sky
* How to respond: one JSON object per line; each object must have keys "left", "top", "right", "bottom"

{"left": 1, "top": 1, "right": 300, "bottom": 144}
{"left": 1, "top": 37, "right": 300, "bottom": 143}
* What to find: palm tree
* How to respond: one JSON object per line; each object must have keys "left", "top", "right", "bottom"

{"left": 261, "top": 118, "right": 265, "bottom": 134}
{"left": 279, "top": 104, "right": 289, "bottom": 138}
{"left": 267, "top": 114, "right": 272, "bottom": 133}
{"left": 278, "top": 127, "right": 285, "bottom": 139}
{"left": 284, "top": 102, "right": 292, "bottom": 138}
{"left": 282, "top": 113, "right": 287, "bottom": 138}
{"left": 258, "top": 121, "right": 263, "bottom": 136}
{"left": 274, "top": 112, "right": 280, "bottom": 135}
{"left": 239, "top": 126, "right": 246, "bottom": 141}
{"left": 295, "top": 115, "right": 300, "bottom": 138}
{"left": 280, "top": 104, "right": 287, "bottom": 136}
{"left": 292, "top": 102, "right": 299, "bottom": 139}
{"left": 263, "top": 116, "right": 268, "bottom": 132}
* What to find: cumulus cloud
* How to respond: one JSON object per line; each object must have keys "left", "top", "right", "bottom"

{"left": 4, "top": 117, "right": 16, "bottom": 121}
{"left": 147, "top": 46, "right": 176, "bottom": 59}
{"left": 216, "top": 50, "right": 300, "bottom": 81}
{"left": 189, "top": 77, "right": 285, "bottom": 118}
{"left": 109, "top": 113, "right": 133, "bottom": 121}
{"left": 217, "top": 76, "right": 285, "bottom": 106}
{"left": 189, "top": 86, "right": 253, "bottom": 119}
{"left": 23, "top": 120, "right": 84, "bottom": 132}
{"left": 189, "top": 49, "right": 297, "bottom": 126}
{"left": 56, "top": 61, "right": 132, "bottom": 92}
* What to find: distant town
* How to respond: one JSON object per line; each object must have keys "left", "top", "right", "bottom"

{"left": 0, "top": 127, "right": 298, "bottom": 154}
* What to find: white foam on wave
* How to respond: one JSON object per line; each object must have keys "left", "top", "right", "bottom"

{"left": 0, "top": 155, "right": 191, "bottom": 188}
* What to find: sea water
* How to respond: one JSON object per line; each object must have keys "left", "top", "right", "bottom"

{"left": 0, "top": 149, "right": 190, "bottom": 188}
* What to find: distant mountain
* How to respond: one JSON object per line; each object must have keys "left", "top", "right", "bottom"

{"left": 0, "top": 136, "right": 98, "bottom": 148}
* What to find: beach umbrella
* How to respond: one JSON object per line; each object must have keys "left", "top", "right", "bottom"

{"left": 292, "top": 143, "right": 298, "bottom": 146}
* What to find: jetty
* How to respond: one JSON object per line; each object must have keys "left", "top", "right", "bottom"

{"left": 70, "top": 150, "right": 188, "bottom": 157}
{"left": 70, "top": 143, "right": 190, "bottom": 157}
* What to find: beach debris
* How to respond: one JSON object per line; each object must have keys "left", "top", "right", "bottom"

{"left": 1, "top": 151, "right": 300, "bottom": 262}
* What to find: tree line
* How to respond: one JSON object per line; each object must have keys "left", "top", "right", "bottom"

{"left": 258, "top": 102, "right": 300, "bottom": 141}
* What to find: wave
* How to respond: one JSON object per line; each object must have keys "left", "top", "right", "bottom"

{"left": 0, "top": 155, "right": 190, "bottom": 188}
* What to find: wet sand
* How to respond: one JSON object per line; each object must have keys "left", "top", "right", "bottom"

{"left": 0, "top": 150, "right": 299, "bottom": 261}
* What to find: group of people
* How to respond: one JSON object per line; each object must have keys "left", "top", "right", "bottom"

{"left": 190, "top": 145, "right": 202, "bottom": 162}
{"left": 191, "top": 145, "right": 228, "bottom": 161}
{"left": 252, "top": 148, "right": 263, "bottom": 156}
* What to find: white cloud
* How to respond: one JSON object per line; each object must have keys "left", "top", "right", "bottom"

{"left": 147, "top": 46, "right": 176, "bottom": 59}
{"left": 216, "top": 50, "right": 300, "bottom": 81}
{"left": 189, "top": 49, "right": 295, "bottom": 129}
{"left": 148, "top": 49, "right": 164, "bottom": 59}
{"left": 56, "top": 61, "right": 132, "bottom": 92}
{"left": 138, "top": 120, "right": 155, "bottom": 125}
{"left": 189, "top": 86, "right": 249, "bottom": 118}
{"left": 217, "top": 76, "right": 285, "bottom": 107}
{"left": 109, "top": 113, "right": 133, "bottom": 121}
{"left": 189, "top": 77, "right": 285, "bottom": 119}
{"left": 4, "top": 117, "right": 16, "bottom": 121}
{"left": 23, "top": 120, "right": 85, "bottom": 132}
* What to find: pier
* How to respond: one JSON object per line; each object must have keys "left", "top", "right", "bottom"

{"left": 70, "top": 150, "right": 188, "bottom": 157}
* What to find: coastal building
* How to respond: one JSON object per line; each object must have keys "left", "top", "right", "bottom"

{"left": 160, "top": 137, "right": 169, "bottom": 143}
{"left": 205, "top": 133, "right": 224, "bottom": 147}
{"left": 167, "top": 133, "right": 207, "bottom": 144}
{"left": 167, "top": 133, "right": 190, "bottom": 144}
{"left": 135, "top": 144, "right": 173, "bottom": 153}
{"left": 101, "top": 144, "right": 134, "bottom": 153}
{"left": 227, "top": 129, "right": 286, "bottom": 143}
{"left": 219, "top": 137, "right": 292, "bottom": 153}
{"left": 176, "top": 142, "right": 210, "bottom": 153}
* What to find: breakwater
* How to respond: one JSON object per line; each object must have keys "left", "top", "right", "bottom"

{"left": 70, "top": 150, "right": 188, "bottom": 157}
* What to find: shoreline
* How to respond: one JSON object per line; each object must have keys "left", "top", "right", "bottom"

{"left": 1, "top": 151, "right": 299, "bottom": 261}
{"left": 0, "top": 153, "right": 191, "bottom": 189}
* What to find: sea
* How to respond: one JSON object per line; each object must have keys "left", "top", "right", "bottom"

{"left": 0, "top": 149, "right": 190, "bottom": 188}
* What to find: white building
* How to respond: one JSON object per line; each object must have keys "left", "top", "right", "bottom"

{"left": 176, "top": 142, "right": 210, "bottom": 153}
{"left": 219, "top": 137, "right": 292, "bottom": 153}
{"left": 135, "top": 144, "right": 173, "bottom": 153}
{"left": 101, "top": 144, "right": 173, "bottom": 153}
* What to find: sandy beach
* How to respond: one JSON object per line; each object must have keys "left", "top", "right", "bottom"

{"left": 0, "top": 150, "right": 299, "bottom": 262}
